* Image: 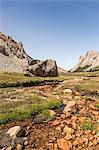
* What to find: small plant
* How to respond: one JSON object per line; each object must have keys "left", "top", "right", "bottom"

{"left": 73, "top": 111, "right": 79, "bottom": 116}
{"left": 95, "top": 104, "right": 99, "bottom": 108}
{"left": 40, "top": 109, "right": 54, "bottom": 121}
{"left": 81, "top": 120, "right": 95, "bottom": 131}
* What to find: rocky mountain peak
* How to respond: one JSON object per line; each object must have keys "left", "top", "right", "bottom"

{"left": 0, "top": 32, "right": 58, "bottom": 76}
{"left": 70, "top": 50, "right": 99, "bottom": 72}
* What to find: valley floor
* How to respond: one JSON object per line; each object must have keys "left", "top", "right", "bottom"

{"left": 0, "top": 71, "right": 99, "bottom": 150}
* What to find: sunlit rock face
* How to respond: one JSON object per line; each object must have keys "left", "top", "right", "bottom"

{"left": 0, "top": 32, "right": 58, "bottom": 76}
{"left": 70, "top": 50, "right": 99, "bottom": 72}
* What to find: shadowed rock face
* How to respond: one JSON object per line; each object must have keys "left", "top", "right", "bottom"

{"left": 30, "top": 59, "right": 58, "bottom": 77}
{"left": 0, "top": 32, "right": 58, "bottom": 76}
{"left": 70, "top": 51, "right": 99, "bottom": 72}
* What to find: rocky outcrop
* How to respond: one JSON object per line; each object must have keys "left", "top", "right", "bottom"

{"left": 0, "top": 32, "right": 34, "bottom": 72}
{"left": 30, "top": 59, "right": 58, "bottom": 77}
{"left": 70, "top": 51, "right": 99, "bottom": 72}
{"left": 0, "top": 32, "right": 58, "bottom": 76}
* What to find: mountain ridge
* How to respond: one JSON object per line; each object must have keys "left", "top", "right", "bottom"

{"left": 70, "top": 50, "right": 99, "bottom": 72}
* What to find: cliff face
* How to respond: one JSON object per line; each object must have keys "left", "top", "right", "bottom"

{"left": 0, "top": 32, "right": 34, "bottom": 72}
{"left": 0, "top": 32, "right": 58, "bottom": 76}
{"left": 70, "top": 51, "right": 99, "bottom": 72}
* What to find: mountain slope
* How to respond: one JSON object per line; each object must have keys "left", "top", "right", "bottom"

{"left": 70, "top": 50, "right": 99, "bottom": 72}
{"left": 0, "top": 32, "right": 58, "bottom": 76}
{"left": 0, "top": 32, "right": 34, "bottom": 72}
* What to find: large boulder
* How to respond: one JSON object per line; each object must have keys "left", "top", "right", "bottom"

{"left": 30, "top": 59, "right": 58, "bottom": 77}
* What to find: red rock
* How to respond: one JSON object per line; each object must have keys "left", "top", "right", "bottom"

{"left": 64, "top": 133, "right": 73, "bottom": 140}
{"left": 60, "top": 114, "right": 66, "bottom": 119}
{"left": 24, "top": 141, "right": 29, "bottom": 146}
{"left": 91, "top": 110, "right": 99, "bottom": 116}
{"left": 63, "top": 126, "right": 74, "bottom": 134}
{"left": 75, "top": 92, "right": 81, "bottom": 96}
{"left": 88, "top": 135, "right": 94, "bottom": 141}
{"left": 64, "top": 120, "right": 71, "bottom": 125}
{"left": 73, "top": 140, "right": 78, "bottom": 146}
{"left": 54, "top": 143, "right": 58, "bottom": 150}
{"left": 56, "top": 126, "right": 61, "bottom": 132}
{"left": 16, "top": 144, "right": 22, "bottom": 150}
{"left": 78, "top": 138, "right": 85, "bottom": 145}
{"left": 57, "top": 138, "right": 70, "bottom": 150}
{"left": 60, "top": 123, "right": 65, "bottom": 129}
{"left": 52, "top": 120, "right": 60, "bottom": 126}
{"left": 49, "top": 143, "right": 53, "bottom": 150}
{"left": 72, "top": 146, "right": 76, "bottom": 150}
{"left": 65, "top": 112, "right": 71, "bottom": 118}
{"left": 71, "top": 121, "right": 77, "bottom": 130}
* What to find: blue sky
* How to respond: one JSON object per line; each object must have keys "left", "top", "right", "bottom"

{"left": 0, "top": 0, "right": 99, "bottom": 69}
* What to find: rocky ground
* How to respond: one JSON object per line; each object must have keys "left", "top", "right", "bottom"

{"left": 0, "top": 77, "right": 99, "bottom": 150}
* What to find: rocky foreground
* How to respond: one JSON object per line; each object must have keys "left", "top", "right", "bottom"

{"left": 0, "top": 83, "right": 99, "bottom": 150}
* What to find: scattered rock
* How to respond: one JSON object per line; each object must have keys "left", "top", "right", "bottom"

{"left": 6, "top": 126, "right": 22, "bottom": 138}
{"left": 52, "top": 120, "right": 60, "bottom": 126}
{"left": 24, "top": 141, "right": 29, "bottom": 146}
{"left": 63, "top": 106, "right": 71, "bottom": 114}
{"left": 49, "top": 110, "right": 56, "bottom": 117}
{"left": 63, "top": 126, "right": 74, "bottom": 135}
{"left": 64, "top": 133, "right": 73, "bottom": 140}
{"left": 57, "top": 138, "right": 70, "bottom": 150}
{"left": 63, "top": 89, "right": 72, "bottom": 95}
{"left": 16, "top": 144, "right": 22, "bottom": 150}
{"left": 34, "top": 116, "right": 47, "bottom": 124}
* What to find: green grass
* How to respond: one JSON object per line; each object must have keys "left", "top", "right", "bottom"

{"left": 81, "top": 119, "right": 96, "bottom": 131}
{"left": 0, "top": 70, "right": 99, "bottom": 124}
{"left": 39, "top": 109, "right": 54, "bottom": 121}
{"left": 0, "top": 97, "right": 61, "bottom": 124}
{"left": 95, "top": 104, "right": 99, "bottom": 108}
{"left": 0, "top": 71, "right": 64, "bottom": 88}
{"left": 76, "top": 81, "right": 99, "bottom": 92}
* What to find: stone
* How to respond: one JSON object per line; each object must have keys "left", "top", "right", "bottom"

{"left": 54, "top": 143, "right": 58, "bottom": 150}
{"left": 63, "top": 106, "right": 71, "bottom": 114}
{"left": 6, "top": 126, "right": 22, "bottom": 138}
{"left": 60, "top": 123, "right": 65, "bottom": 129}
{"left": 91, "top": 110, "right": 99, "bottom": 116}
{"left": 65, "top": 112, "right": 71, "bottom": 118}
{"left": 49, "top": 143, "right": 54, "bottom": 150}
{"left": 73, "top": 140, "right": 78, "bottom": 146}
{"left": 34, "top": 116, "right": 47, "bottom": 124}
{"left": 60, "top": 114, "right": 66, "bottom": 119}
{"left": 74, "top": 96, "right": 81, "bottom": 100}
{"left": 56, "top": 126, "right": 61, "bottom": 132}
{"left": 57, "top": 138, "right": 70, "bottom": 150}
{"left": 63, "top": 89, "right": 72, "bottom": 95}
{"left": 49, "top": 110, "right": 56, "bottom": 117}
{"left": 52, "top": 120, "right": 60, "bottom": 126}
{"left": 67, "top": 101, "right": 76, "bottom": 107}
{"left": 6, "top": 146, "right": 13, "bottom": 150}
{"left": 30, "top": 59, "right": 58, "bottom": 77}
{"left": 23, "top": 137, "right": 28, "bottom": 141}
{"left": 16, "top": 144, "right": 22, "bottom": 150}
{"left": 63, "top": 126, "right": 74, "bottom": 134}
{"left": 24, "top": 141, "right": 29, "bottom": 146}
{"left": 64, "top": 133, "right": 73, "bottom": 140}
{"left": 71, "top": 121, "right": 77, "bottom": 130}
{"left": 75, "top": 92, "right": 81, "bottom": 96}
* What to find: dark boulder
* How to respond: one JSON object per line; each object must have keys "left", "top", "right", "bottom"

{"left": 30, "top": 59, "right": 58, "bottom": 77}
